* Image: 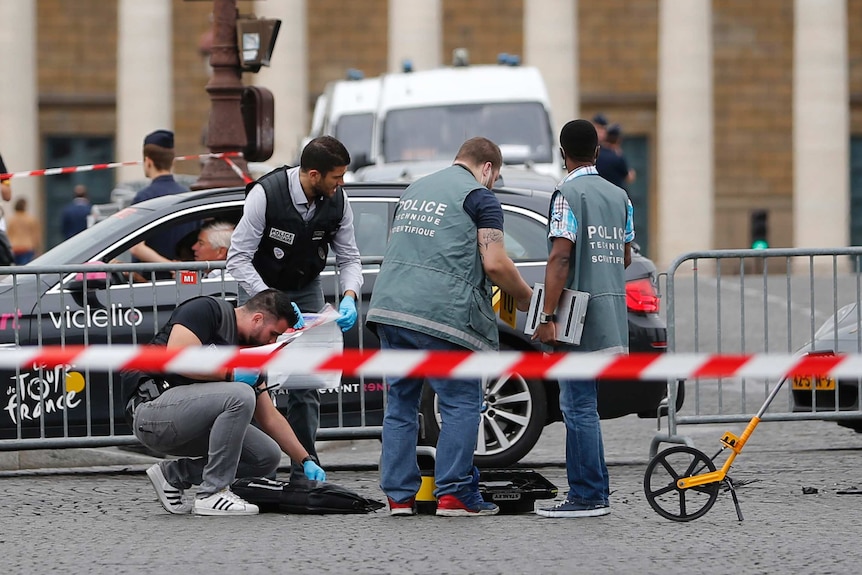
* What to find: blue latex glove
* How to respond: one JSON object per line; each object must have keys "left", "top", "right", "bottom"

{"left": 303, "top": 459, "right": 326, "bottom": 482}
{"left": 234, "top": 369, "right": 262, "bottom": 386}
{"left": 291, "top": 302, "right": 305, "bottom": 329}
{"left": 336, "top": 297, "right": 357, "bottom": 332}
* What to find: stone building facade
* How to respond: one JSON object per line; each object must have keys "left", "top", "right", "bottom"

{"left": 0, "top": 0, "right": 859, "bottom": 265}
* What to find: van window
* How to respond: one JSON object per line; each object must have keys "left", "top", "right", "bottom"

{"left": 335, "top": 113, "right": 374, "bottom": 164}
{"left": 382, "top": 103, "right": 553, "bottom": 165}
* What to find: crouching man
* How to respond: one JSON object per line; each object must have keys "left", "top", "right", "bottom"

{"left": 123, "top": 289, "right": 325, "bottom": 516}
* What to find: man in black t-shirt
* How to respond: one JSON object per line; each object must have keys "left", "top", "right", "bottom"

{"left": 123, "top": 289, "right": 326, "bottom": 516}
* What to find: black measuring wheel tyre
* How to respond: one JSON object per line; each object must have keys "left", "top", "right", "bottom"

{"left": 643, "top": 445, "right": 720, "bottom": 522}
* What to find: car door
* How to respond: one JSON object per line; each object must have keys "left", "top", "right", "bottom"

{"left": 316, "top": 195, "right": 395, "bottom": 429}
{"left": 1, "top": 201, "right": 243, "bottom": 440}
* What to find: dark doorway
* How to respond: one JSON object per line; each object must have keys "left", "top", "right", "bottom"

{"left": 43, "top": 136, "right": 114, "bottom": 249}
{"left": 621, "top": 135, "right": 650, "bottom": 257}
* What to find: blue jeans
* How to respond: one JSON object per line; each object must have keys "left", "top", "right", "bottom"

{"left": 559, "top": 379, "right": 609, "bottom": 506}
{"left": 377, "top": 324, "right": 484, "bottom": 503}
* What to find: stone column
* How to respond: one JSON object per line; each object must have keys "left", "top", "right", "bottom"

{"left": 0, "top": 0, "right": 39, "bottom": 214}
{"left": 254, "top": 0, "right": 307, "bottom": 164}
{"left": 117, "top": 0, "right": 173, "bottom": 183}
{"left": 524, "top": 0, "right": 578, "bottom": 137}
{"left": 793, "top": 0, "right": 848, "bottom": 250}
{"left": 388, "top": 0, "right": 441, "bottom": 72}
{"left": 656, "top": 0, "right": 713, "bottom": 270}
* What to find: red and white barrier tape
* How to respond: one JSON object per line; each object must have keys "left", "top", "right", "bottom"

{"left": 0, "top": 346, "right": 855, "bottom": 380}
{"left": 0, "top": 151, "right": 244, "bottom": 180}
{"left": 222, "top": 154, "right": 254, "bottom": 184}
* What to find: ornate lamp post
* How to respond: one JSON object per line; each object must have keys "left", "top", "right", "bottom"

{"left": 192, "top": 0, "right": 248, "bottom": 190}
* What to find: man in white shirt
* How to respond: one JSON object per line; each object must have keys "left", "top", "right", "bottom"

{"left": 192, "top": 220, "right": 234, "bottom": 279}
{"left": 226, "top": 135, "right": 363, "bottom": 480}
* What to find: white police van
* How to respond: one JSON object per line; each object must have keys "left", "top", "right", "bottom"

{"left": 308, "top": 55, "right": 561, "bottom": 181}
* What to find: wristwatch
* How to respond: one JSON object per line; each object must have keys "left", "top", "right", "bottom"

{"left": 301, "top": 455, "right": 319, "bottom": 465}
{"left": 539, "top": 312, "right": 557, "bottom": 324}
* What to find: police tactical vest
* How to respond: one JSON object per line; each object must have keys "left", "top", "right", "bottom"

{"left": 367, "top": 165, "right": 499, "bottom": 351}
{"left": 250, "top": 166, "right": 344, "bottom": 291}
{"left": 555, "top": 174, "right": 629, "bottom": 353}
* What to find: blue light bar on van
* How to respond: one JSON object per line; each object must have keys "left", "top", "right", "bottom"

{"left": 497, "top": 53, "right": 521, "bottom": 66}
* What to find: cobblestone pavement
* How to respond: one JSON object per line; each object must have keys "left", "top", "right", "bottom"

{"left": 4, "top": 415, "right": 862, "bottom": 574}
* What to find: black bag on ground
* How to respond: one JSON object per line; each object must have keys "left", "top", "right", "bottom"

{"left": 231, "top": 477, "right": 385, "bottom": 514}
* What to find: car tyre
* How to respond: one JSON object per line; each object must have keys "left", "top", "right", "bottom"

{"left": 419, "top": 370, "right": 547, "bottom": 468}
{"left": 638, "top": 379, "right": 685, "bottom": 419}
{"left": 836, "top": 419, "right": 862, "bottom": 433}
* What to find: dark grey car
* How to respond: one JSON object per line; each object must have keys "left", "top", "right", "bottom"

{"left": 0, "top": 181, "right": 672, "bottom": 466}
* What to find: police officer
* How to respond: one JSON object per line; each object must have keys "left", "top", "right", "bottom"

{"left": 123, "top": 289, "right": 325, "bottom": 516}
{"left": 367, "top": 137, "right": 533, "bottom": 516}
{"left": 533, "top": 119, "right": 634, "bottom": 519}
{"left": 129, "top": 129, "right": 197, "bottom": 263}
{"left": 226, "top": 135, "right": 363, "bottom": 480}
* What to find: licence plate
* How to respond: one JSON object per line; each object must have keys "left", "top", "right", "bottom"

{"left": 791, "top": 376, "right": 836, "bottom": 391}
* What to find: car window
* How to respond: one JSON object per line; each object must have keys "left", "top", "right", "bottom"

{"left": 502, "top": 208, "right": 548, "bottom": 262}
{"left": 42, "top": 202, "right": 244, "bottom": 293}
{"left": 350, "top": 200, "right": 391, "bottom": 261}
{"left": 107, "top": 207, "right": 242, "bottom": 264}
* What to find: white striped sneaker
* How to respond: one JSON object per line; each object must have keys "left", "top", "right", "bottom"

{"left": 194, "top": 488, "right": 259, "bottom": 516}
{"left": 146, "top": 463, "right": 192, "bottom": 515}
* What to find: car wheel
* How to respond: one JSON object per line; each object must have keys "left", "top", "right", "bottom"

{"left": 638, "top": 379, "right": 685, "bottom": 418}
{"left": 419, "top": 370, "right": 547, "bottom": 468}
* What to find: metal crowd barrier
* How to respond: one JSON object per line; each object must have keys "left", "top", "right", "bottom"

{"left": 0, "top": 257, "right": 383, "bottom": 450}
{"left": 652, "top": 247, "right": 862, "bottom": 456}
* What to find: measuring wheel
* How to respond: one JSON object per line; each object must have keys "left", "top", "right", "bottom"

{"left": 643, "top": 445, "right": 720, "bottom": 522}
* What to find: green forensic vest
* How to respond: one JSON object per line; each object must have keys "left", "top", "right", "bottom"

{"left": 555, "top": 173, "right": 629, "bottom": 353}
{"left": 367, "top": 165, "right": 499, "bottom": 351}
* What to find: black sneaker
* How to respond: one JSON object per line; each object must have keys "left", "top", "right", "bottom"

{"left": 535, "top": 499, "right": 610, "bottom": 518}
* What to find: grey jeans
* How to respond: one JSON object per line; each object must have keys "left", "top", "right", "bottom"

{"left": 132, "top": 381, "right": 281, "bottom": 497}
{"left": 239, "top": 277, "right": 324, "bottom": 479}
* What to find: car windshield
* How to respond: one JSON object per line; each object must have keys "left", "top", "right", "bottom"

{"left": 382, "top": 103, "right": 553, "bottom": 164}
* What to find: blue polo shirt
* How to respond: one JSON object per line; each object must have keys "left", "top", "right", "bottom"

{"left": 131, "top": 175, "right": 197, "bottom": 260}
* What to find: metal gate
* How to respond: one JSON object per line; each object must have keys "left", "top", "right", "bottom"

{"left": 653, "top": 247, "right": 862, "bottom": 455}
{"left": 0, "top": 259, "right": 381, "bottom": 450}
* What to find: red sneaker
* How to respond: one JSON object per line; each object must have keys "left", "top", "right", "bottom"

{"left": 435, "top": 493, "right": 499, "bottom": 517}
{"left": 388, "top": 497, "right": 416, "bottom": 516}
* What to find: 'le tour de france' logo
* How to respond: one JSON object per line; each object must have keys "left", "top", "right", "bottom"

{"left": 4, "top": 365, "right": 86, "bottom": 425}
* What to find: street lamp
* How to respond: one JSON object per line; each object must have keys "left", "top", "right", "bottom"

{"left": 192, "top": 1, "right": 280, "bottom": 189}
{"left": 192, "top": 0, "right": 247, "bottom": 190}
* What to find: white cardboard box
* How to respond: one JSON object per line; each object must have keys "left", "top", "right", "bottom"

{"left": 523, "top": 283, "right": 590, "bottom": 345}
